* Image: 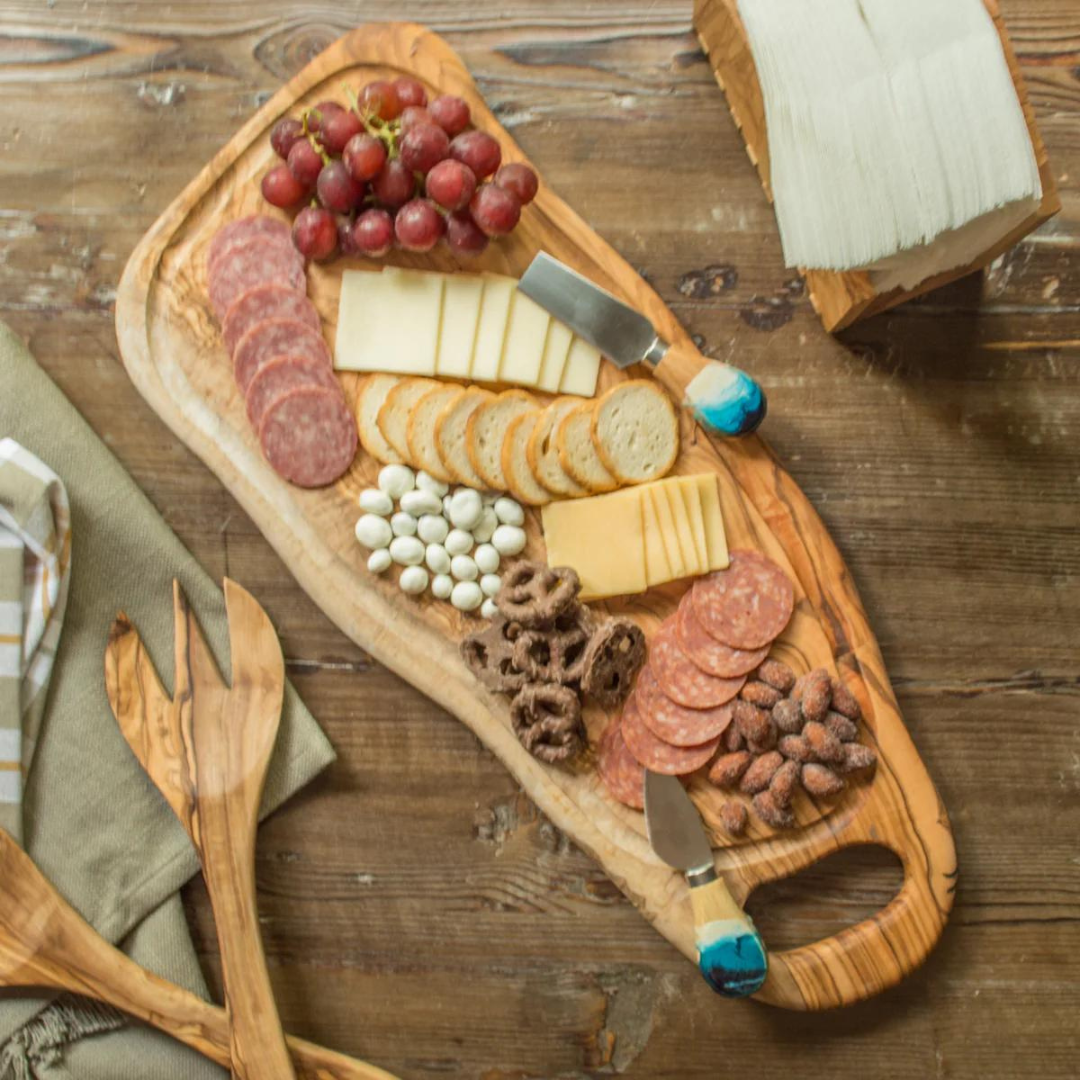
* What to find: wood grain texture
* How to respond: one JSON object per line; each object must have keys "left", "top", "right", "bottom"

{"left": 693, "top": 0, "right": 1062, "bottom": 331}
{"left": 106, "top": 579, "right": 295, "bottom": 1078}
{"left": 1, "top": 0, "right": 1077, "bottom": 1075}
{"left": 114, "top": 21, "right": 954, "bottom": 1012}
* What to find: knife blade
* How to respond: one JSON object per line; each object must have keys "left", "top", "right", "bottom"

{"left": 644, "top": 771, "right": 767, "bottom": 997}
{"left": 518, "top": 252, "right": 767, "bottom": 437}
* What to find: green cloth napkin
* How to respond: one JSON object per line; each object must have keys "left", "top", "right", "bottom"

{"left": 0, "top": 321, "right": 337, "bottom": 1078}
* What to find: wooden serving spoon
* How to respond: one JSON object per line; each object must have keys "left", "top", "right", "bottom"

{"left": 105, "top": 579, "right": 294, "bottom": 1080}
{"left": 0, "top": 826, "right": 398, "bottom": 1079}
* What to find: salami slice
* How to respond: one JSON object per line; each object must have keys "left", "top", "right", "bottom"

{"left": 596, "top": 717, "right": 645, "bottom": 809}
{"left": 208, "top": 236, "right": 305, "bottom": 320}
{"left": 636, "top": 665, "right": 734, "bottom": 747}
{"left": 222, "top": 284, "right": 321, "bottom": 357}
{"left": 691, "top": 549, "right": 795, "bottom": 650}
{"left": 258, "top": 386, "right": 357, "bottom": 488}
{"left": 676, "top": 590, "right": 769, "bottom": 677}
{"left": 208, "top": 216, "right": 292, "bottom": 277}
{"left": 245, "top": 355, "right": 341, "bottom": 429}
{"left": 233, "top": 318, "right": 331, "bottom": 393}
{"left": 650, "top": 621, "right": 745, "bottom": 709}
{"left": 620, "top": 693, "right": 719, "bottom": 776}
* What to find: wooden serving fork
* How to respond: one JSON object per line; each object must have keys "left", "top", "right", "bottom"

{"left": 105, "top": 579, "right": 294, "bottom": 1080}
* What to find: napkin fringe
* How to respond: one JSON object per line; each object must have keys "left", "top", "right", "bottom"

{"left": 0, "top": 996, "right": 125, "bottom": 1080}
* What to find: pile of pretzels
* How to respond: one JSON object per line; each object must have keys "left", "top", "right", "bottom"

{"left": 461, "top": 561, "right": 646, "bottom": 764}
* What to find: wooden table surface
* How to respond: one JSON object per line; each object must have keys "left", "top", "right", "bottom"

{"left": 2, "top": 1, "right": 1078, "bottom": 1076}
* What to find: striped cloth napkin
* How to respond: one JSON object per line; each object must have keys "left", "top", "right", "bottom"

{"left": 0, "top": 438, "right": 72, "bottom": 844}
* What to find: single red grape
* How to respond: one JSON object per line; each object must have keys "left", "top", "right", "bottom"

{"left": 494, "top": 162, "right": 538, "bottom": 205}
{"left": 270, "top": 117, "right": 304, "bottom": 159}
{"left": 469, "top": 183, "right": 520, "bottom": 236}
{"left": 352, "top": 208, "right": 394, "bottom": 257}
{"left": 287, "top": 138, "right": 324, "bottom": 187}
{"left": 360, "top": 80, "right": 401, "bottom": 121}
{"left": 393, "top": 77, "right": 428, "bottom": 109}
{"left": 307, "top": 100, "right": 343, "bottom": 132}
{"left": 343, "top": 132, "right": 387, "bottom": 182}
{"left": 316, "top": 160, "right": 364, "bottom": 213}
{"left": 449, "top": 130, "right": 501, "bottom": 179}
{"left": 399, "top": 105, "right": 434, "bottom": 132}
{"left": 336, "top": 214, "right": 360, "bottom": 257}
{"left": 429, "top": 95, "right": 470, "bottom": 136}
{"left": 371, "top": 159, "right": 416, "bottom": 208}
{"left": 319, "top": 109, "right": 363, "bottom": 155}
{"left": 399, "top": 123, "right": 450, "bottom": 174}
{"left": 261, "top": 164, "right": 308, "bottom": 208}
{"left": 395, "top": 199, "right": 446, "bottom": 252}
{"left": 446, "top": 210, "right": 489, "bottom": 256}
{"left": 293, "top": 206, "right": 337, "bottom": 262}
{"left": 425, "top": 158, "right": 477, "bottom": 212}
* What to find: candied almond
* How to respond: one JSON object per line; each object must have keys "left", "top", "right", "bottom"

{"left": 769, "top": 759, "right": 801, "bottom": 808}
{"left": 746, "top": 718, "right": 778, "bottom": 754}
{"left": 720, "top": 800, "right": 749, "bottom": 836}
{"left": 829, "top": 677, "right": 862, "bottom": 720}
{"left": 839, "top": 742, "right": 878, "bottom": 774}
{"left": 733, "top": 699, "right": 771, "bottom": 743}
{"left": 799, "top": 669, "right": 832, "bottom": 723}
{"left": 825, "top": 711, "right": 859, "bottom": 743}
{"left": 753, "top": 790, "right": 795, "bottom": 829}
{"left": 802, "top": 763, "right": 845, "bottom": 798}
{"left": 722, "top": 723, "right": 746, "bottom": 753}
{"left": 778, "top": 733, "right": 814, "bottom": 762}
{"left": 740, "top": 750, "right": 784, "bottom": 795}
{"left": 755, "top": 657, "right": 796, "bottom": 693}
{"left": 803, "top": 720, "right": 845, "bottom": 764}
{"left": 772, "top": 697, "right": 804, "bottom": 735}
{"left": 740, "top": 680, "right": 783, "bottom": 709}
{"left": 709, "top": 751, "right": 753, "bottom": 788}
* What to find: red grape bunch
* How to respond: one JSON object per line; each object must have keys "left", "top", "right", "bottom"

{"left": 260, "top": 77, "right": 539, "bottom": 263}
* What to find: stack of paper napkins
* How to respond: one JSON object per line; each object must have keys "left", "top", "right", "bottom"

{"left": 737, "top": 0, "right": 1043, "bottom": 290}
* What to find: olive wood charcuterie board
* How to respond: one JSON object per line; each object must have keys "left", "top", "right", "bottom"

{"left": 115, "top": 22, "right": 956, "bottom": 1010}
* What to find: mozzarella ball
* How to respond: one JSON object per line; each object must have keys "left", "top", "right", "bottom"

{"left": 480, "top": 573, "right": 501, "bottom": 597}
{"left": 391, "top": 511, "right": 417, "bottom": 537}
{"left": 473, "top": 543, "right": 500, "bottom": 575}
{"left": 425, "top": 543, "right": 451, "bottom": 575}
{"left": 442, "top": 494, "right": 453, "bottom": 517}
{"left": 359, "top": 488, "right": 394, "bottom": 516}
{"left": 417, "top": 513, "right": 449, "bottom": 545}
{"left": 415, "top": 470, "right": 450, "bottom": 497}
{"left": 355, "top": 514, "right": 393, "bottom": 550}
{"left": 399, "top": 566, "right": 429, "bottom": 595}
{"left": 450, "top": 554, "right": 479, "bottom": 581}
{"left": 472, "top": 506, "right": 498, "bottom": 543}
{"left": 378, "top": 464, "right": 415, "bottom": 500}
{"left": 480, "top": 598, "right": 499, "bottom": 619}
{"left": 389, "top": 535, "right": 425, "bottom": 566}
{"left": 444, "top": 528, "right": 473, "bottom": 556}
{"left": 448, "top": 488, "right": 484, "bottom": 530}
{"left": 491, "top": 524, "right": 527, "bottom": 556}
{"left": 367, "top": 549, "right": 393, "bottom": 574}
{"left": 400, "top": 489, "right": 443, "bottom": 517}
{"left": 493, "top": 496, "right": 524, "bottom": 526}
{"left": 431, "top": 573, "right": 454, "bottom": 599}
{"left": 450, "top": 581, "right": 483, "bottom": 612}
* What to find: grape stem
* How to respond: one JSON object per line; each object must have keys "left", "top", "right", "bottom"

{"left": 343, "top": 83, "right": 400, "bottom": 159}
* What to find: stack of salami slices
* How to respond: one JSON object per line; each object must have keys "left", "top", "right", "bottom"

{"left": 207, "top": 215, "right": 357, "bottom": 488}
{"left": 597, "top": 550, "right": 794, "bottom": 810}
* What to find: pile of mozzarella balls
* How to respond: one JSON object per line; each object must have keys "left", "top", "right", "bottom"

{"left": 355, "top": 465, "right": 527, "bottom": 614}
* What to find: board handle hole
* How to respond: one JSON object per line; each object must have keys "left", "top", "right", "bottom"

{"left": 744, "top": 844, "right": 903, "bottom": 951}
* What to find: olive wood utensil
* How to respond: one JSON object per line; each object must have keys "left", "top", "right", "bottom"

{"left": 105, "top": 578, "right": 293, "bottom": 1080}
{"left": 0, "top": 826, "right": 397, "bottom": 1079}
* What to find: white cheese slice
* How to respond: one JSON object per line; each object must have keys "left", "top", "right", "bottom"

{"left": 498, "top": 291, "right": 550, "bottom": 387}
{"left": 558, "top": 337, "right": 602, "bottom": 397}
{"left": 436, "top": 273, "right": 484, "bottom": 378}
{"left": 471, "top": 273, "right": 516, "bottom": 383}
{"left": 334, "top": 268, "right": 443, "bottom": 375}
{"left": 536, "top": 318, "right": 573, "bottom": 393}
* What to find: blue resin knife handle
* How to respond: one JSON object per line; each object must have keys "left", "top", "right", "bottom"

{"left": 689, "top": 872, "right": 768, "bottom": 997}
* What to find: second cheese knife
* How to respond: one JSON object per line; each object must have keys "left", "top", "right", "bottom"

{"left": 519, "top": 252, "right": 767, "bottom": 437}
{"left": 644, "top": 770, "right": 768, "bottom": 997}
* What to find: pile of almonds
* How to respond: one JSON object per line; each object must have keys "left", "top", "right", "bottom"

{"left": 707, "top": 664, "right": 877, "bottom": 835}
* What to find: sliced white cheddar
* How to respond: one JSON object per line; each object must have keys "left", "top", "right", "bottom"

{"left": 647, "top": 484, "right": 686, "bottom": 580}
{"left": 541, "top": 487, "right": 646, "bottom": 600}
{"left": 436, "top": 273, "right": 484, "bottom": 378}
{"left": 471, "top": 274, "right": 516, "bottom": 383}
{"left": 695, "top": 473, "right": 730, "bottom": 570}
{"left": 335, "top": 268, "right": 443, "bottom": 375}
{"left": 677, "top": 476, "right": 709, "bottom": 571}
{"left": 536, "top": 320, "right": 573, "bottom": 393}
{"left": 558, "top": 337, "right": 603, "bottom": 397}
{"left": 641, "top": 486, "right": 671, "bottom": 587}
{"left": 499, "top": 291, "right": 551, "bottom": 387}
{"left": 662, "top": 482, "right": 700, "bottom": 576}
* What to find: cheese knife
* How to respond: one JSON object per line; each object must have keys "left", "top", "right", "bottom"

{"left": 518, "top": 252, "right": 767, "bottom": 436}
{"left": 644, "top": 770, "right": 768, "bottom": 997}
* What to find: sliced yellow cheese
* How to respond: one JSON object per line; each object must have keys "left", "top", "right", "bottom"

{"left": 537, "top": 320, "right": 573, "bottom": 393}
{"left": 677, "top": 475, "right": 709, "bottom": 571}
{"left": 436, "top": 273, "right": 484, "bottom": 378}
{"left": 499, "top": 290, "right": 550, "bottom": 387}
{"left": 662, "top": 481, "right": 701, "bottom": 576}
{"left": 647, "top": 484, "right": 686, "bottom": 580}
{"left": 558, "top": 337, "right": 602, "bottom": 397}
{"left": 694, "top": 472, "right": 730, "bottom": 570}
{"left": 641, "top": 483, "right": 671, "bottom": 587}
{"left": 471, "top": 274, "right": 516, "bottom": 382}
{"left": 541, "top": 488, "right": 646, "bottom": 600}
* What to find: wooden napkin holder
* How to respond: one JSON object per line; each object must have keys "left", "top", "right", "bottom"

{"left": 693, "top": 0, "right": 1060, "bottom": 332}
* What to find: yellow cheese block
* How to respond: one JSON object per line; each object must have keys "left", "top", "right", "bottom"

{"left": 662, "top": 481, "right": 701, "bottom": 576}
{"left": 694, "top": 473, "right": 730, "bottom": 570}
{"left": 647, "top": 484, "right": 686, "bottom": 580}
{"left": 541, "top": 488, "right": 646, "bottom": 600}
{"left": 641, "top": 485, "right": 671, "bottom": 587}
{"left": 677, "top": 475, "right": 709, "bottom": 570}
